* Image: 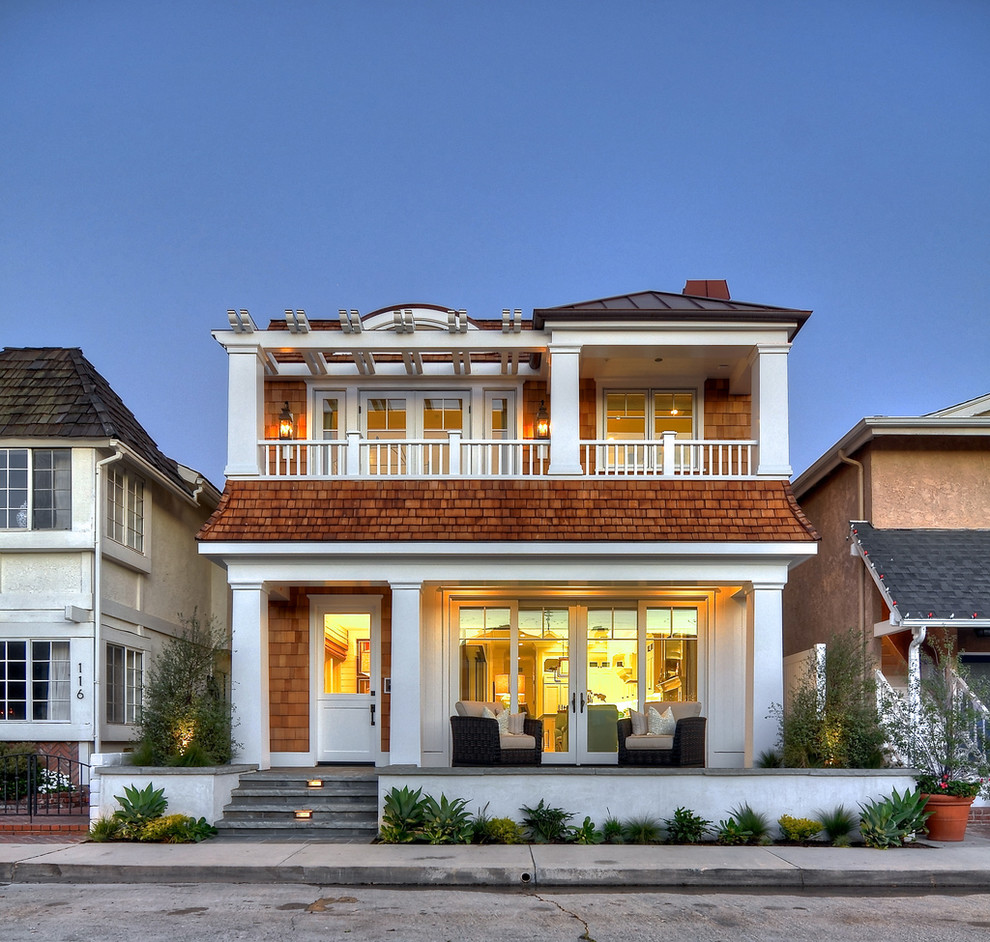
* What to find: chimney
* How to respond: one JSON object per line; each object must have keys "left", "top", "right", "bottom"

{"left": 683, "top": 280, "right": 730, "bottom": 300}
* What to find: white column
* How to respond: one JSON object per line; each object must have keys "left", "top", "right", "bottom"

{"left": 389, "top": 582, "right": 423, "bottom": 765}
{"left": 547, "top": 343, "right": 583, "bottom": 475}
{"left": 225, "top": 347, "right": 265, "bottom": 477}
{"left": 744, "top": 583, "right": 785, "bottom": 766}
{"left": 752, "top": 344, "right": 792, "bottom": 476}
{"left": 230, "top": 582, "right": 271, "bottom": 769}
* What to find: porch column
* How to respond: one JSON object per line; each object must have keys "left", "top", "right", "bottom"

{"left": 230, "top": 582, "right": 271, "bottom": 769}
{"left": 225, "top": 346, "right": 265, "bottom": 477}
{"left": 744, "top": 582, "right": 785, "bottom": 766}
{"left": 752, "top": 344, "right": 792, "bottom": 476}
{"left": 389, "top": 581, "right": 423, "bottom": 765}
{"left": 547, "top": 343, "right": 583, "bottom": 475}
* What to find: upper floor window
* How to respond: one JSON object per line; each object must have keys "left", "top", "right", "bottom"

{"left": 605, "top": 390, "right": 695, "bottom": 440}
{"left": 0, "top": 640, "right": 71, "bottom": 721}
{"left": 0, "top": 448, "right": 72, "bottom": 530}
{"left": 107, "top": 466, "right": 144, "bottom": 552}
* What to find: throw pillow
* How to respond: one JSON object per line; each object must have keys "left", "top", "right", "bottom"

{"left": 495, "top": 709, "right": 509, "bottom": 734}
{"left": 507, "top": 712, "right": 526, "bottom": 735}
{"left": 648, "top": 706, "right": 676, "bottom": 735}
{"left": 482, "top": 706, "right": 497, "bottom": 721}
{"left": 630, "top": 709, "right": 648, "bottom": 736}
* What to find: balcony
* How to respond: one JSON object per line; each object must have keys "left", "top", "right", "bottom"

{"left": 259, "top": 431, "right": 757, "bottom": 479}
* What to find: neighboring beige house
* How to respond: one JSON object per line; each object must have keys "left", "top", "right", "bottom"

{"left": 0, "top": 347, "right": 226, "bottom": 765}
{"left": 783, "top": 393, "right": 990, "bottom": 691}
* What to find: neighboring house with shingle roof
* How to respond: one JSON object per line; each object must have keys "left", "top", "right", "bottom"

{"left": 198, "top": 282, "right": 818, "bottom": 771}
{"left": 783, "top": 394, "right": 990, "bottom": 698}
{"left": 0, "top": 347, "right": 226, "bottom": 766}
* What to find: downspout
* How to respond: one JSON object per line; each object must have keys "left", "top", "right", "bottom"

{"left": 93, "top": 445, "right": 124, "bottom": 756}
{"left": 838, "top": 449, "right": 867, "bottom": 642}
{"left": 907, "top": 626, "right": 927, "bottom": 765}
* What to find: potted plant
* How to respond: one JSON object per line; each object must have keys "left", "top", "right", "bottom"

{"left": 883, "top": 638, "right": 990, "bottom": 841}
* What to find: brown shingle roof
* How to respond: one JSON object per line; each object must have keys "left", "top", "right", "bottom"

{"left": 0, "top": 347, "right": 193, "bottom": 495}
{"left": 198, "top": 479, "right": 819, "bottom": 543}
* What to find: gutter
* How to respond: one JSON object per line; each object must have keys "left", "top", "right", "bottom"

{"left": 93, "top": 445, "right": 124, "bottom": 755}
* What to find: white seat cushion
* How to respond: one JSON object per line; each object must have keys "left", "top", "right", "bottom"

{"left": 500, "top": 733, "right": 537, "bottom": 750}
{"left": 625, "top": 734, "right": 675, "bottom": 751}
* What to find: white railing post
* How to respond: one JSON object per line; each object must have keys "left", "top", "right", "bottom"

{"left": 448, "top": 431, "right": 461, "bottom": 475}
{"left": 346, "top": 431, "right": 361, "bottom": 476}
{"left": 662, "top": 431, "right": 677, "bottom": 475}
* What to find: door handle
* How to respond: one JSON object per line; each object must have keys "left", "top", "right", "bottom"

{"left": 571, "top": 692, "right": 577, "bottom": 714}
{"left": 370, "top": 702, "right": 376, "bottom": 727}
{"left": 580, "top": 692, "right": 586, "bottom": 713}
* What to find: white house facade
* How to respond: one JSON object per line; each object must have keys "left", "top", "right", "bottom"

{"left": 199, "top": 282, "right": 819, "bottom": 771}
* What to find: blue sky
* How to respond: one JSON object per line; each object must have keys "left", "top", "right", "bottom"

{"left": 2, "top": 1, "right": 988, "bottom": 485}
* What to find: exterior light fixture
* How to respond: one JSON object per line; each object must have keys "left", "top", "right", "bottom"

{"left": 294, "top": 809, "right": 313, "bottom": 819}
{"left": 534, "top": 401, "right": 550, "bottom": 440}
{"left": 278, "top": 402, "right": 295, "bottom": 440}
{"left": 307, "top": 779, "right": 323, "bottom": 788}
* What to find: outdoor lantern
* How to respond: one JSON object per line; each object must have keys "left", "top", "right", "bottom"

{"left": 535, "top": 401, "right": 550, "bottom": 439}
{"left": 278, "top": 402, "right": 295, "bottom": 440}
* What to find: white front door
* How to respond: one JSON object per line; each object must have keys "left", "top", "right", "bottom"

{"left": 313, "top": 601, "right": 381, "bottom": 764}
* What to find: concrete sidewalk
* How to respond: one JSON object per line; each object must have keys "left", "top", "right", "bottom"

{"left": 1, "top": 833, "right": 989, "bottom": 889}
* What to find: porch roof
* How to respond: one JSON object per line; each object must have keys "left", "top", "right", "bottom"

{"left": 198, "top": 479, "right": 819, "bottom": 543}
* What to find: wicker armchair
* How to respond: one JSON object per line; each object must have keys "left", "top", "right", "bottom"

{"left": 450, "top": 714, "right": 544, "bottom": 766}
{"left": 616, "top": 715, "right": 707, "bottom": 767}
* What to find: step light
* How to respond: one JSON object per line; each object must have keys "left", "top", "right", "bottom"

{"left": 294, "top": 809, "right": 313, "bottom": 820}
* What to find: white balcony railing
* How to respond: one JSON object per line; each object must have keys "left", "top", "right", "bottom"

{"left": 259, "top": 433, "right": 757, "bottom": 479}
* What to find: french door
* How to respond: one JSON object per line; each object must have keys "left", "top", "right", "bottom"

{"left": 454, "top": 598, "right": 701, "bottom": 765}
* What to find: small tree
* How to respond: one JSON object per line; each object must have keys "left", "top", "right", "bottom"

{"left": 776, "top": 628, "right": 886, "bottom": 768}
{"left": 134, "top": 611, "right": 236, "bottom": 766}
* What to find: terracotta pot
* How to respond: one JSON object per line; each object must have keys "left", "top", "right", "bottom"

{"left": 922, "top": 793, "right": 976, "bottom": 841}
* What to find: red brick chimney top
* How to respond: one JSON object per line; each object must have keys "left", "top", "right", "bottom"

{"left": 683, "top": 280, "right": 730, "bottom": 300}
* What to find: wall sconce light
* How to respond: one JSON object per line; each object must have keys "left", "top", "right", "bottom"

{"left": 294, "top": 809, "right": 313, "bottom": 820}
{"left": 307, "top": 779, "right": 323, "bottom": 788}
{"left": 535, "top": 401, "right": 550, "bottom": 440}
{"left": 278, "top": 402, "right": 295, "bottom": 440}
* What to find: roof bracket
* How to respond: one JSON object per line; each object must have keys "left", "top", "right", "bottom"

{"left": 227, "top": 309, "right": 256, "bottom": 333}
{"left": 284, "top": 309, "right": 310, "bottom": 333}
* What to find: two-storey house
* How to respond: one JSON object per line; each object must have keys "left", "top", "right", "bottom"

{"left": 0, "top": 347, "right": 226, "bottom": 768}
{"left": 199, "top": 282, "right": 818, "bottom": 771}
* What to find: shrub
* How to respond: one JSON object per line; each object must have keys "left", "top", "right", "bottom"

{"left": 420, "top": 793, "right": 474, "bottom": 845}
{"left": 664, "top": 807, "right": 711, "bottom": 844}
{"left": 0, "top": 743, "right": 36, "bottom": 802}
{"left": 729, "top": 803, "right": 772, "bottom": 844}
{"left": 139, "top": 814, "right": 217, "bottom": 843}
{"left": 715, "top": 817, "right": 751, "bottom": 845}
{"left": 520, "top": 799, "right": 574, "bottom": 843}
{"left": 601, "top": 812, "right": 624, "bottom": 844}
{"left": 89, "top": 815, "right": 123, "bottom": 842}
{"left": 570, "top": 816, "right": 603, "bottom": 844}
{"left": 815, "top": 804, "right": 857, "bottom": 846}
{"left": 474, "top": 815, "right": 524, "bottom": 845}
{"left": 859, "top": 787, "right": 931, "bottom": 849}
{"left": 379, "top": 786, "right": 426, "bottom": 843}
{"left": 112, "top": 783, "right": 168, "bottom": 839}
{"left": 774, "top": 628, "right": 886, "bottom": 769}
{"left": 621, "top": 815, "right": 663, "bottom": 844}
{"left": 778, "top": 814, "right": 823, "bottom": 842}
{"left": 135, "top": 610, "right": 235, "bottom": 766}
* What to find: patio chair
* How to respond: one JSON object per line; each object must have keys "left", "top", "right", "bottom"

{"left": 450, "top": 700, "right": 543, "bottom": 766}
{"left": 616, "top": 702, "right": 707, "bottom": 767}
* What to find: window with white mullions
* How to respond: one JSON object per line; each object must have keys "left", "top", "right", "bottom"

{"left": 106, "top": 643, "right": 143, "bottom": 724}
{"left": 107, "top": 466, "right": 144, "bottom": 551}
{"left": 0, "top": 640, "right": 71, "bottom": 721}
{"left": 0, "top": 448, "right": 71, "bottom": 530}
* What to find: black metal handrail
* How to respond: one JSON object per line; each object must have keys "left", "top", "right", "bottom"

{"left": 0, "top": 752, "right": 91, "bottom": 819}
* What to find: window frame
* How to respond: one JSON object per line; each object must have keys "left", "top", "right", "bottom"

{"left": 106, "top": 465, "right": 145, "bottom": 553}
{"left": 0, "top": 447, "right": 72, "bottom": 531}
{"left": 602, "top": 388, "right": 698, "bottom": 441}
{"left": 0, "top": 639, "right": 72, "bottom": 722}
{"left": 106, "top": 642, "right": 144, "bottom": 725}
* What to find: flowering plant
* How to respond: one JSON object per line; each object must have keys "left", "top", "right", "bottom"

{"left": 37, "top": 769, "right": 73, "bottom": 794}
{"left": 915, "top": 774, "right": 983, "bottom": 799}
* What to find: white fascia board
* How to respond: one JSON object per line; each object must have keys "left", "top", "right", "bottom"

{"left": 545, "top": 324, "right": 792, "bottom": 347}
{"left": 217, "top": 331, "right": 546, "bottom": 355}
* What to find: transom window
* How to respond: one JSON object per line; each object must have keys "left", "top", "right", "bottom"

{"left": 0, "top": 448, "right": 72, "bottom": 530}
{"left": 0, "top": 640, "right": 71, "bottom": 721}
{"left": 107, "top": 466, "right": 144, "bottom": 551}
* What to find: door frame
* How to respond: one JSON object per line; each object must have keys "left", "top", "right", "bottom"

{"left": 309, "top": 594, "right": 383, "bottom": 764}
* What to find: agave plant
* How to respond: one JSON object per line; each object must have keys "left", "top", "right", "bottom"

{"left": 420, "top": 793, "right": 474, "bottom": 844}
{"left": 858, "top": 787, "right": 931, "bottom": 849}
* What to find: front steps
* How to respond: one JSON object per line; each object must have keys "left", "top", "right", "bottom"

{"left": 215, "top": 768, "right": 379, "bottom": 842}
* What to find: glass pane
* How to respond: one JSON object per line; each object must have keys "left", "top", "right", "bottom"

{"left": 520, "top": 608, "right": 569, "bottom": 753}
{"left": 586, "top": 608, "right": 637, "bottom": 753}
{"left": 606, "top": 393, "right": 646, "bottom": 439}
{"left": 322, "top": 399, "right": 339, "bottom": 439}
{"left": 654, "top": 392, "right": 694, "bottom": 438}
{"left": 367, "top": 398, "right": 406, "bottom": 436}
{"left": 490, "top": 397, "right": 509, "bottom": 439}
{"left": 423, "top": 398, "right": 463, "bottom": 437}
{"left": 458, "top": 607, "right": 511, "bottom": 706}
{"left": 646, "top": 607, "right": 698, "bottom": 706}
{"left": 323, "top": 614, "right": 372, "bottom": 695}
